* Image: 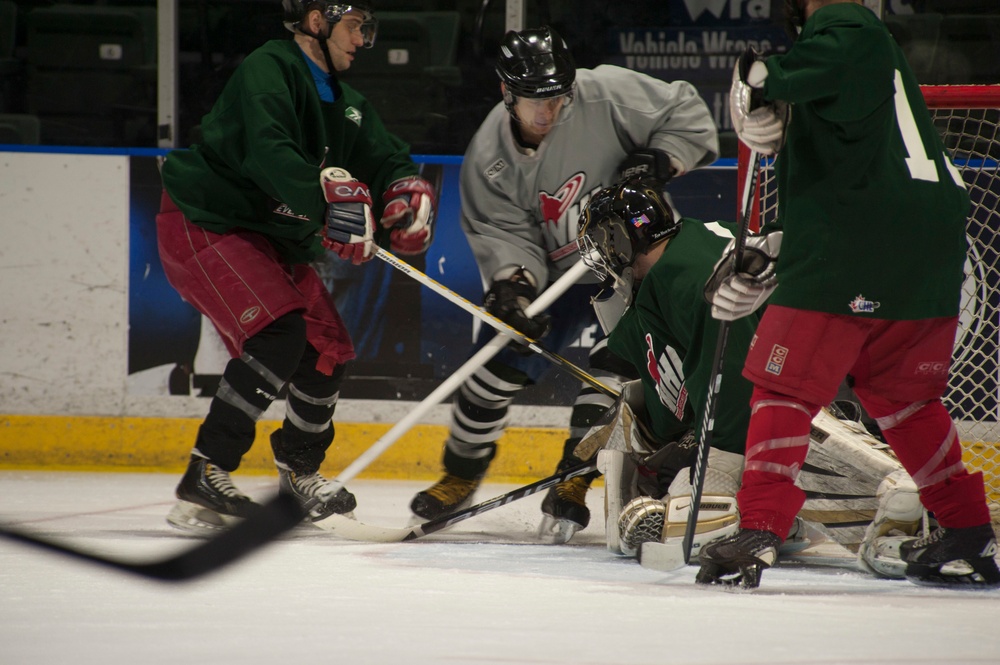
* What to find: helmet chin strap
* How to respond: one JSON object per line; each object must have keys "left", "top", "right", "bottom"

{"left": 300, "top": 23, "right": 338, "bottom": 75}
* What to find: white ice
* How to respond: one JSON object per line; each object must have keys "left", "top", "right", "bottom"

{"left": 1, "top": 471, "right": 998, "bottom": 665}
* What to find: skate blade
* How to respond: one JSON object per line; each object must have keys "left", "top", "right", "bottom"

{"left": 538, "top": 515, "right": 582, "bottom": 544}
{"left": 906, "top": 557, "right": 1000, "bottom": 589}
{"left": 166, "top": 500, "right": 242, "bottom": 536}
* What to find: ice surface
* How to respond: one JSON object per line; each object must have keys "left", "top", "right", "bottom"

{"left": 1, "top": 471, "right": 998, "bottom": 665}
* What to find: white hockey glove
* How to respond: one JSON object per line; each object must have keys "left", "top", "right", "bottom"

{"left": 704, "top": 229, "right": 782, "bottom": 321}
{"left": 380, "top": 176, "right": 436, "bottom": 255}
{"left": 730, "top": 47, "right": 789, "bottom": 156}
{"left": 320, "top": 167, "right": 375, "bottom": 265}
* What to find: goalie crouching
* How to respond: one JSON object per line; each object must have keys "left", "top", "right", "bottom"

{"left": 574, "top": 177, "right": 922, "bottom": 579}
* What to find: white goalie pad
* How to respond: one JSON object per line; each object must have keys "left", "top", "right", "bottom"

{"left": 615, "top": 448, "right": 743, "bottom": 559}
{"left": 576, "top": 380, "right": 656, "bottom": 462}
{"left": 797, "top": 408, "right": 912, "bottom": 551}
{"left": 857, "top": 469, "right": 923, "bottom": 578}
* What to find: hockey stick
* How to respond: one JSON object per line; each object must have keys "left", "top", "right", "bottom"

{"left": 375, "top": 248, "right": 620, "bottom": 399}
{"left": 314, "top": 460, "right": 598, "bottom": 542}
{"left": 639, "top": 149, "right": 763, "bottom": 573}
{"left": 309, "top": 260, "right": 594, "bottom": 521}
{"left": 0, "top": 493, "right": 305, "bottom": 582}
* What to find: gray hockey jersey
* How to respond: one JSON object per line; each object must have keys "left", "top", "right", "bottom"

{"left": 459, "top": 64, "right": 719, "bottom": 290}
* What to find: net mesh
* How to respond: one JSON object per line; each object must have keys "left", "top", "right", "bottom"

{"left": 747, "top": 85, "right": 1000, "bottom": 534}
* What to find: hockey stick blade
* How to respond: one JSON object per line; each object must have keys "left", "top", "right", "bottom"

{"left": 638, "top": 540, "right": 687, "bottom": 573}
{"left": 0, "top": 493, "right": 305, "bottom": 582}
{"left": 314, "top": 461, "right": 599, "bottom": 543}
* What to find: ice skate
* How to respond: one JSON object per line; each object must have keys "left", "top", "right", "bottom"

{"left": 167, "top": 456, "right": 260, "bottom": 535}
{"left": 539, "top": 474, "right": 592, "bottom": 544}
{"left": 695, "top": 528, "right": 782, "bottom": 589}
{"left": 410, "top": 473, "right": 482, "bottom": 520}
{"left": 899, "top": 524, "right": 1000, "bottom": 588}
{"left": 277, "top": 464, "right": 357, "bottom": 522}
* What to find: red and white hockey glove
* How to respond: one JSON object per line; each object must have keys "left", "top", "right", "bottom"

{"left": 321, "top": 167, "right": 375, "bottom": 265}
{"left": 380, "top": 176, "right": 436, "bottom": 255}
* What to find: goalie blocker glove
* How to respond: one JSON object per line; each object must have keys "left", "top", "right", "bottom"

{"left": 704, "top": 229, "right": 782, "bottom": 321}
{"left": 380, "top": 176, "right": 436, "bottom": 255}
{"left": 730, "top": 46, "right": 789, "bottom": 156}
{"left": 320, "top": 167, "right": 376, "bottom": 265}
{"left": 483, "top": 267, "right": 552, "bottom": 340}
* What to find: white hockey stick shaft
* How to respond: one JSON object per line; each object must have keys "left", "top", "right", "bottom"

{"left": 375, "top": 248, "right": 617, "bottom": 397}
{"left": 326, "top": 257, "right": 591, "bottom": 492}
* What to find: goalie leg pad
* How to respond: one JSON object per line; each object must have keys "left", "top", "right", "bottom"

{"left": 857, "top": 470, "right": 923, "bottom": 578}
{"left": 600, "top": 448, "right": 638, "bottom": 554}
{"left": 661, "top": 493, "right": 740, "bottom": 561}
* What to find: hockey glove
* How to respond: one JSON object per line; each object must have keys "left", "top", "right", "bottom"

{"left": 483, "top": 267, "right": 552, "bottom": 341}
{"left": 730, "top": 47, "right": 789, "bottom": 156}
{"left": 704, "top": 229, "right": 782, "bottom": 321}
{"left": 616, "top": 148, "right": 678, "bottom": 185}
{"left": 380, "top": 176, "right": 436, "bottom": 255}
{"left": 320, "top": 167, "right": 375, "bottom": 265}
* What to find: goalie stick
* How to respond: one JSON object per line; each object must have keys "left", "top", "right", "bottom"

{"left": 639, "top": 149, "right": 764, "bottom": 574}
{"left": 0, "top": 493, "right": 305, "bottom": 582}
{"left": 314, "top": 460, "right": 598, "bottom": 542}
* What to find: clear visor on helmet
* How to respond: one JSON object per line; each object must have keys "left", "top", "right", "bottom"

{"left": 324, "top": 4, "right": 378, "bottom": 48}
{"left": 509, "top": 85, "right": 576, "bottom": 129}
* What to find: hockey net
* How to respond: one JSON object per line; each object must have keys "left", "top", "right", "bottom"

{"left": 739, "top": 84, "right": 1000, "bottom": 534}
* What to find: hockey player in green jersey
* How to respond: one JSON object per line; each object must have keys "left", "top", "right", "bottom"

{"left": 699, "top": 0, "right": 998, "bottom": 588}
{"left": 577, "top": 176, "right": 926, "bottom": 579}
{"left": 156, "top": 1, "right": 436, "bottom": 535}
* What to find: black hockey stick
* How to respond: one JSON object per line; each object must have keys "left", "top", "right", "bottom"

{"left": 676, "top": 149, "right": 762, "bottom": 566}
{"left": 0, "top": 493, "right": 305, "bottom": 582}
{"left": 314, "top": 460, "right": 599, "bottom": 542}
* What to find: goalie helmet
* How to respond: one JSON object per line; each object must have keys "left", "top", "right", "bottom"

{"left": 577, "top": 176, "right": 678, "bottom": 283}
{"left": 496, "top": 26, "right": 576, "bottom": 124}
{"left": 281, "top": 1, "right": 378, "bottom": 48}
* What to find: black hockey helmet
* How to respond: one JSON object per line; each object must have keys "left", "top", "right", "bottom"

{"left": 281, "top": 1, "right": 377, "bottom": 48}
{"left": 577, "top": 176, "right": 678, "bottom": 281}
{"left": 496, "top": 26, "right": 576, "bottom": 99}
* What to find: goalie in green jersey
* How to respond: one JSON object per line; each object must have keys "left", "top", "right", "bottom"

{"left": 574, "top": 175, "right": 924, "bottom": 579}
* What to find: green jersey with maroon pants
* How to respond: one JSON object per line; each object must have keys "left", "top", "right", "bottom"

{"left": 720, "top": 3, "right": 994, "bottom": 587}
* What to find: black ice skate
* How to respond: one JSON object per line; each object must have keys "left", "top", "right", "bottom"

{"left": 899, "top": 524, "right": 1000, "bottom": 588}
{"left": 695, "top": 528, "right": 782, "bottom": 589}
{"left": 410, "top": 473, "right": 482, "bottom": 520}
{"left": 167, "top": 456, "right": 260, "bottom": 535}
{"left": 538, "top": 473, "right": 592, "bottom": 544}
{"left": 277, "top": 464, "right": 357, "bottom": 522}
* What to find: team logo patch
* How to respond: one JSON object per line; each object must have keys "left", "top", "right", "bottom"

{"left": 345, "top": 107, "right": 363, "bottom": 126}
{"left": 485, "top": 159, "right": 506, "bottom": 180}
{"left": 766, "top": 344, "right": 788, "bottom": 376}
{"left": 915, "top": 361, "right": 948, "bottom": 376}
{"left": 849, "top": 294, "right": 880, "bottom": 314}
{"left": 240, "top": 306, "right": 261, "bottom": 324}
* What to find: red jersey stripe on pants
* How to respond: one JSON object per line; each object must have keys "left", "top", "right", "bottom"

{"left": 738, "top": 305, "right": 990, "bottom": 537}
{"left": 155, "top": 190, "right": 354, "bottom": 374}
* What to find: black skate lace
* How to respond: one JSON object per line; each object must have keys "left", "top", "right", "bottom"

{"left": 554, "top": 476, "right": 589, "bottom": 505}
{"left": 426, "top": 474, "right": 478, "bottom": 503}
{"left": 205, "top": 464, "right": 244, "bottom": 498}
{"left": 912, "top": 527, "right": 947, "bottom": 549}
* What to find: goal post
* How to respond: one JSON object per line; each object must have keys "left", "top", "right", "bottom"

{"left": 739, "top": 84, "right": 1000, "bottom": 533}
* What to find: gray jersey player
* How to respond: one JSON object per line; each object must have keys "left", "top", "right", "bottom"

{"left": 408, "top": 26, "right": 719, "bottom": 543}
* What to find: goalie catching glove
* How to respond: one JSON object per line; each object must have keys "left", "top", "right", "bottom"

{"left": 704, "top": 229, "right": 782, "bottom": 321}
{"left": 730, "top": 46, "right": 789, "bottom": 156}
{"left": 380, "top": 176, "right": 436, "bottom": 255}
{"left": 321, "top": 167, "right": 376, "bottom": 265}
{"left": 483, "top": 267, "right": 552, "bottom": 340}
